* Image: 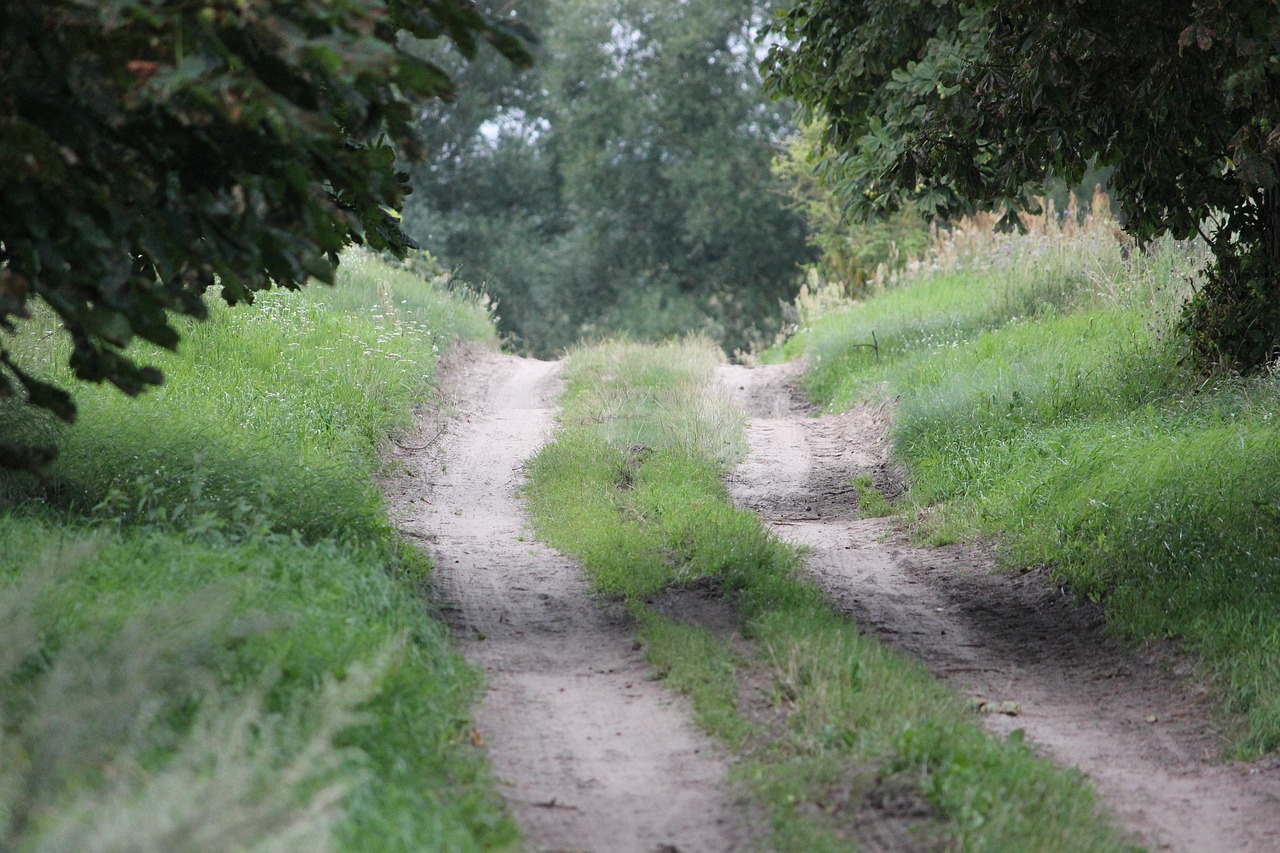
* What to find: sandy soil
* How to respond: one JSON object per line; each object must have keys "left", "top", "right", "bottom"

{"left": 387, "top": 347, "right": 750, "bottom": 853}
{"left": 719, "top": 360, "right": 1280, "bottom": 853}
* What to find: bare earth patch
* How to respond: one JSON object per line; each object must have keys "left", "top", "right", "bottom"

{"left": 720, "top": 361, "right": 1280, "bottom": 853}
{"left": 388, "top": 348, "right": 750, "bottom": 853}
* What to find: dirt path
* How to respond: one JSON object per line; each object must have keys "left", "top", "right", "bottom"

{"left": 388, "top": 348, "right": 748, "bottom": 853}
{"left": 720, "top": 360, "right": 1280, "bottom": 852}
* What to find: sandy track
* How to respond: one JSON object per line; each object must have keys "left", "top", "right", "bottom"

{"left": 389, "top": 349, "right": 748, "bottom": 853}
{"left": 720, "top": 361, "right": 1280, "bottom": 853}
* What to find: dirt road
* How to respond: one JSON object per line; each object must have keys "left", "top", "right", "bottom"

{"left": 386, "top": 347, "right": 1280, "bottom": 852}
{"left": 720, "top": 360, "right": 1280, "bottom": 853}
{"left": 390, "top": 349, "right": 749, "bottom": 853}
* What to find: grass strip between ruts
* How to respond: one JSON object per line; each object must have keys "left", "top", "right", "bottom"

{"left": 524, "top": 337, "right": 1139, "bottom": 853}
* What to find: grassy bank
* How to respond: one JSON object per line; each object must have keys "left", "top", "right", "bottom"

{"left": 777, "top": 195, "right": 1280, "bottom": 756}
{"left": 524, "top": 338, "right": 1133, "bottom": 851}
{"left": 0, "top": 250, "right": 516, "bottom": 851}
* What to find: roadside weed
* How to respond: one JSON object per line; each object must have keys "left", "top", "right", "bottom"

{"left": 851, "top": 474, "right": 893, "bottom": 518}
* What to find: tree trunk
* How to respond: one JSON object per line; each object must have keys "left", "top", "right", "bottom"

{"left": 1265, "top": 185, "right": 1280, "bottom": 270}
{"left": 1265, "top": 185, "right": 1280, "bottom": 365}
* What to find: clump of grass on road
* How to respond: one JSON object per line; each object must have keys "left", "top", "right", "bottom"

{"left": 780, "top": 197, "right": 1280, "bottom": 757}
{"left": 525, "top": 337, "right": 1135, "bottom": 852}
{"left": 0, "top": 249, "right": 515, "bottom": 852}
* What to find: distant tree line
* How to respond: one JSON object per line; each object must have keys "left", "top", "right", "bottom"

{"left": 404, "top": 0, "right": 814, "bottom": 357}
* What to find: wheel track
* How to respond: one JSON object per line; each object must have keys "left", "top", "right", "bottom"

{"left": 720, "top": 361, "right": 1280, "bottom": 853}
{"left": 390, "top": 349, "right": 748, "bottom": 853}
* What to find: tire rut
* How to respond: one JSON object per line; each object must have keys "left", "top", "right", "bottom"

{"left": 719, "top": 361, "right": 1280, "bottom": 853}
{"left": 390, "top": 349, "right": 749, "bottom": 853}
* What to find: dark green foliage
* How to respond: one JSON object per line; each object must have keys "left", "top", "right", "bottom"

{"left": 772, "top": 119, "right": 929, "bottom": 295}
{"left": 1183, "top": 215, "right": 1280, "bottom": 369}
{"left": 0, "top": 0, "right": 530, "bottom": 468}
{"left": 406, "top": 0, "right": 813, "bottom": 356}
{"left": 762, "top": 0, "right": 1280, "bottom": 369}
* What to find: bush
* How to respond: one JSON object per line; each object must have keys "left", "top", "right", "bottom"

{"left": 1181, "top": 239, "right": 1280, "bottom": 371}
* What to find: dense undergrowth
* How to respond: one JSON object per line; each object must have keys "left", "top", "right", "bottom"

{"left": 525, "top": 338, "right": 1134, "bottom": 851}
{"left": 776, "top": 191, "right": 1280, "bottom": 756}
{"left": 0, "top": 250, "right": 515, "bottom": 852}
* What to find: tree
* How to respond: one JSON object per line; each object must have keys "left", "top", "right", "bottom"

{"left": 762, "top": 1, "right": 1280, "bottom": 369}
{"left": 0, "top": 0, "right": 530, "bottom": 469}
{"left": 772, "top": 116, "right": 929, "bottom": 296}
{"left": 405, "top": 0, "right": 813, "bottom": 356}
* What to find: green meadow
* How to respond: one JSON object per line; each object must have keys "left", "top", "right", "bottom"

{"left": 4, "top": 185, "right": 1273, "bottom": 852}
{"left": 0, "top": 250, "right": 516, "bottom": 852}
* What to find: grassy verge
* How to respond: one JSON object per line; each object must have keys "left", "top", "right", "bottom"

{"left": 778, "top": 196, "right": 1280, "bottom": 757}
{"left": 524, "top": 338, "right": 1135, "bottom": 851}
{"left": 0, "top": 249, "right": 517, "bottom": 852}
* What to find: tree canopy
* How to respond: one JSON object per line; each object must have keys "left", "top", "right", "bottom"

{"left": 763, "top": 1, "right": 1280, "bottom": 369}
{"left": 405, "top": 0, "right": 812, "bottom": 356}
{"left": 0, "top": 0, "right": 530, "bottom": 468}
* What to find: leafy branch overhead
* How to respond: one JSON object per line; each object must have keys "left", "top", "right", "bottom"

{"left": 0, "top": 0, "right": 531, "bottom": 466}
{"left": 762, "top": 0, "right": 1280, "bottom": 369}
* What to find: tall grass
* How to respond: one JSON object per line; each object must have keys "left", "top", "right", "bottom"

{"left": 0, "top": 250, "right": 516, "bottom": 852}
{"left": 781, "top": 193, "right": 1280, "bottom": 756}
{"left": 775, "top": 189, "right": 1187, "bottom": 409}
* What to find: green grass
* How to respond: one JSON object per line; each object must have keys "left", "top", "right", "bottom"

{"left": 0, "top": 249, "right": 516, "bottom": 852}
{"left": 526, "top": 339, "right": 749, "bottom": 599}
{"left": 851, "top": 473, "right": 894, "bottom": 518}
{"left": 524, "top": 337, "right": 1135, "bottom": 852}
{"left": 780, "top": 207, "right": 1280, "bottom": 756}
